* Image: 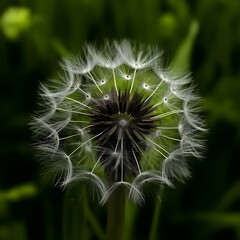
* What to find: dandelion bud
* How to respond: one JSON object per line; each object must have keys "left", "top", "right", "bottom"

{"left": 31, "top": 40, "right": 206, "bottom": 204}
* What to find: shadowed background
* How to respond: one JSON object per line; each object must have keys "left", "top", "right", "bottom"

{"left": 0, "top": 0, "right": 240, "bottom": 239}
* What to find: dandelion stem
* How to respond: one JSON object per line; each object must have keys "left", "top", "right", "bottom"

{"left": 123, "top": 201, "right": 138, "bottom": 240}
{"left": 83, "top": 197, "right": 106, "bottom": 240}
{"left": 148, "top": 195, "right": 162, "bottom": 240}
{"left": 106, "top": 185, "right": 126, "bottom": 240}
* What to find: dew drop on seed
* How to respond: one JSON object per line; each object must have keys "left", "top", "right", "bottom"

{"left": 143, "top": 83, "right": 149, "bottom": 89}
{"left": 104, "top": 94, "right": 109, "bottom": 100}
{"left": 156, "top": 130, "right": 161, "bottom": 136}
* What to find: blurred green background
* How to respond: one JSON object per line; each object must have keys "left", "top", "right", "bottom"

{"left": 0, "top": 0, "right": 240, "bottom": 239}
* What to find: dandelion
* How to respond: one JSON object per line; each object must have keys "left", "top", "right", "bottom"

{"left": 31, "top": 40, "right": 206, "bottom": 206}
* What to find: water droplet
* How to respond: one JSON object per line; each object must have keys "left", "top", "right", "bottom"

{"left": 104, "top": 94, "right": 109, "bottom": 100}
{"left": 143, "top": 83, "right": 149, "bottom": 89}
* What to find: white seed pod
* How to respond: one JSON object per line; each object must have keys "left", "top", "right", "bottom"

{"left": 31, "top": 40, "right": 206, "bottom": 205}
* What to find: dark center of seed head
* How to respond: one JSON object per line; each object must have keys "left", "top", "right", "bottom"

{"left": 89, "top": 89, "right": 158, "bottom": 180}
{"left": 119, "top": 119, "right": 127, "bottom": 127}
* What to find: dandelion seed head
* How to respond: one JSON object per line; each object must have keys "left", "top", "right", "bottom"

{"left": 31, "top": 40, "right": 206, "bottom": 204}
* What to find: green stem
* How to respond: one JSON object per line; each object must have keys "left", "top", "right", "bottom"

{"left": 106, "top": 185, "right": 126, "bottom": 240}
{"left": 123, "top": 201, "right": 138, "bottom": 240}
{"left": 83, "top": 197, "right": 105, "bottom": 240}
{"left": 148, "top": 197, "right": 162, "bottom": 240}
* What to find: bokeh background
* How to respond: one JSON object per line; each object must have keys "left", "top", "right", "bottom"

{"left": 0, "top": 0, "right": 240, "bottom": 239}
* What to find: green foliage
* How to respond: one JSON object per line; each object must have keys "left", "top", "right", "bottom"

{"left": 0, "top": 7, "right": 32, "bottom": 40}
{"left": 0, "top": 183, "right": 37, "bottom": 202}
